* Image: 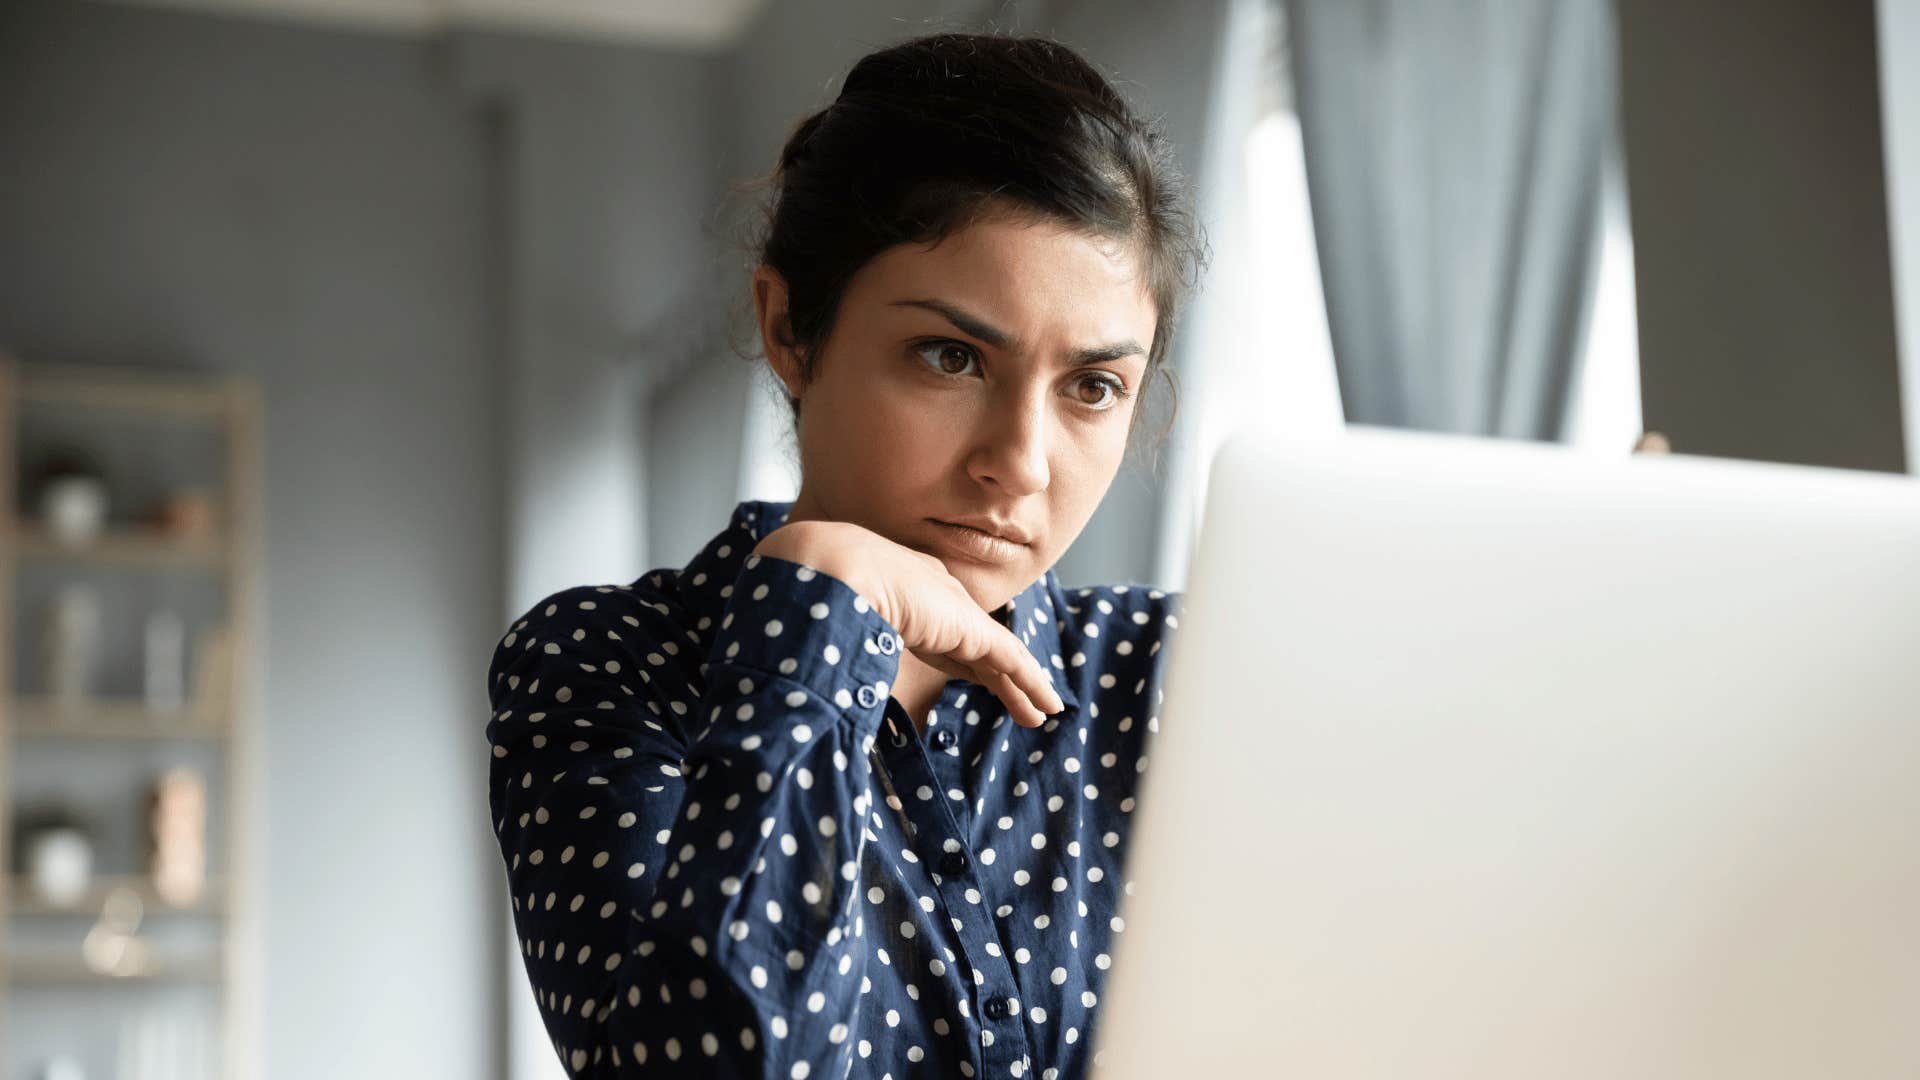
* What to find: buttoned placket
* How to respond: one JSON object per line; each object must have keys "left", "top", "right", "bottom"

{"left": 873, "top": 682, "right": 1036, "bottom": 1079}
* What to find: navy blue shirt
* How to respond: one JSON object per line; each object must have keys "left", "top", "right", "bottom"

{"left": 485, "top": 499, "right": 1183, "bottom": 1078}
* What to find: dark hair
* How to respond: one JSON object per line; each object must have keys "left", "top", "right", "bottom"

{"left": 740, "top": 30, "right": 1208, "bottom": 469}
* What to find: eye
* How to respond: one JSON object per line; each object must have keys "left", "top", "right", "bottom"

{"left": 1070, "top": 373, "right": 1130, "bottom": 411}
{"left": 911, "top": 339, "right": 981, "bottom": 378}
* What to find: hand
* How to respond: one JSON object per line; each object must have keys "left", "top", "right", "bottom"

{"left": 752, "top": 520, "right": 1065, "bottom": 728}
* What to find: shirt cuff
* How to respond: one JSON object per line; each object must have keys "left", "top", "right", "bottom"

{"left": 702, "top": 551, "right": 904, "bottom": 741}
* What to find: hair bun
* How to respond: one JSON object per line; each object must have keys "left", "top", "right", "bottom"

{"left": 779, "top": 110, "right": 831, "bottom": 173}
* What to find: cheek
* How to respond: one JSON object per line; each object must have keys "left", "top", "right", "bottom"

{"left": 801, "top": 375, "right": 958, "bottom": 487}
{"left": 1043, "top": 422, "right": 1128, "bottom": 533}
{"left": 1062, "top": 411, "right": 1131, "bottom": 484}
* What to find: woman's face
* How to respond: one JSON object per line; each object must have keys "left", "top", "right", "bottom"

{"left": 754, "top": 212, "right": 1158, "bottom": 613}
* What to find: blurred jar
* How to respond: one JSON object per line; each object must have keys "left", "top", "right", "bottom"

{"left": 46, "top": 585, "right": 102, "bottom": 708}
{"left": 26, "top": 825, "right": 93, "bottom": 907}
{"left": 33, "top": 448, "right": 110, "bottom": 544}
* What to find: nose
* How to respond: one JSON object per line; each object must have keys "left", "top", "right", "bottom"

{"left": 967, "top": 385, "right": 1051, "bottom": 496}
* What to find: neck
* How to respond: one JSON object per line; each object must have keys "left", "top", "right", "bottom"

{"left": 891, "top": 650, "right": 951, "bottom": 735}
{"left": 781, "top": 489, "right": 825, "bottom": 528}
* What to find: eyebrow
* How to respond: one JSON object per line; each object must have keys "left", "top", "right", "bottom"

{"left": 887, "top": 298, "right": 1146, "bottom": 367}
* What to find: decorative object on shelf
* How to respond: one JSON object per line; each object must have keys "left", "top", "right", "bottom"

{"left": 147, "top": 766, "right": 207, "bottom": 907}
{"left": 17, "top": 805, "right": 96, "bottom": 907}
{"left": 141, "top": 485, "right": 219, "bottom": 541}
{"left": 143, "top": 609, "right": 187, "bottom": 714}
{"left": 81, "top": 883, "right": 152, "bottom": 976}
{"left": 44, "top": 583, "right": 102, "bottom": 709}
{"left": 30, "top": 446, "right": 111, "bottom": 545}
{"left": 189, "top": 622, "right": 234, "bottom": 722}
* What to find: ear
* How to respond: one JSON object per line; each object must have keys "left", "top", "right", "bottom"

{"left": 752, "top": 264, "right": 806, "bottom": 400}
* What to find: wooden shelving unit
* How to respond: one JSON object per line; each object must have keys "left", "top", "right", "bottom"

{"left": 0, "top": 356, "right": 261, "bottom": 1079}
{"left": 8, "top": 697, "right": 229, "bottom": 741}
{"left": 11, "top": 524, "right": 228, "bottom": 568}
{"left": 7, "top": 873, "right": 230, "bottom": 916}
{"left": 6, "top": 951, "right": 227, "bottom": 986}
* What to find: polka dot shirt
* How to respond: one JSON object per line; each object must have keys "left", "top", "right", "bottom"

{"left": 485, "top": 499, "right": 1182, "bottom": 1078}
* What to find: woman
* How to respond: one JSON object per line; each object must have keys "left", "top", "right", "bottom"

{"left": 486, "top": 30, "right": 1204, "bottom": 1079}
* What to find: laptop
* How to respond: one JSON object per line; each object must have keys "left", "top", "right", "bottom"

{"left": 1090, "top": 424, "right": 1920, "bottom": 1079}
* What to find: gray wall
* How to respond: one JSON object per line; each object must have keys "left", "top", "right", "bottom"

{"left": 451, "top": 31, "right": 726, "bottom": 605}
{"left": 1616, "top": 0, "right": 1908, "bottom": 472}
{"left": 0, "top": 3, "right": 718, "bottom": 1078}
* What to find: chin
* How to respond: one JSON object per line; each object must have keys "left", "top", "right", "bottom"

{"left": 890, "top": 524, "right": 1030, "bottom": 607}
{"left": 951, "top": 562, "right": 1025, "bottom": 611}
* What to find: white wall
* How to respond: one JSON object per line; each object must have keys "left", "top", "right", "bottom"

{"left": 1876, "top": 0, "right": 1920, "bottom": 474}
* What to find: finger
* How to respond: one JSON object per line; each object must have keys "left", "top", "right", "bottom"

{"left": 996, "top": 669, "right": 1048, "bottom": 728}
{"left": 984, "top": 625, "right": 1063, "bottom": 717}
{"left": 916, "top": 651, "right": 975, "bottom": 684}
{"left": 916, "top": 649, "right": 1050, "bottom": 728}
{"left": 946, "top": 617, "right": 1058, "bottom": 719}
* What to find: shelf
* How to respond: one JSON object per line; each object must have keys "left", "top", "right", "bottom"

{"left": 0, "top": 356, "right": 260, "bottom": 1063}
{"left": 7, "top": 523, "right": 224, "bottom": 568}
{"left": 7, "top": 874, "right": 227, "bottom": 917}
{"left": 5, "top": 950, "right": 224, "bottom": 985}
{"left": 7, "top": 697, "right": 227, "bottom": 740}
{"left": 15, "top": 369, "right": 240, "bottom": 422}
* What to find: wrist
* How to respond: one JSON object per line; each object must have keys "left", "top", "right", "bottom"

{"left": 753, "top": 522, "right": 886, "bottom": 620}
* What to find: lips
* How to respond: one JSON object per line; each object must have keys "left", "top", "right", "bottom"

{"left": 926, "top": 519, "right": 1029, "bottom": 563}
{"left": 932, "top": 518, "right": 1032, "bottom": 545}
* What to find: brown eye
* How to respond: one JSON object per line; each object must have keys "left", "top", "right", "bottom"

{"left": 1074, "top": 376, "right": 1123, "bottom": 409}
{"left": 912, "top": 341, "right": 980, "bottom": 378}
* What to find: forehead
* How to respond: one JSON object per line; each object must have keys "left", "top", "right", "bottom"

{"left": 848, "top": 214, "right": 1158, "bottom": 354}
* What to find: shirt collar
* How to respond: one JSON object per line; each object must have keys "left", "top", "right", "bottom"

{"left": 675, "top": 499, "right": 1079, "bottom": 712}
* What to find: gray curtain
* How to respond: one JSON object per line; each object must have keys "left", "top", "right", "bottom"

{"left": 1285, "top": 0, "right": 1615, "bottom": 439}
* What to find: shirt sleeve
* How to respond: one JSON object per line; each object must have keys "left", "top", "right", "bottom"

{"left": 486, "top": 551, "right": 906, "bottom": 1078}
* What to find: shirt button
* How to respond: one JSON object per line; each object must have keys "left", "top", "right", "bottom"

{"left": 931, "top": 728, "right": 956, "bottom": 750}
{"left": 983, "top": 996, "right": 1012, "bottom": 1019}
{"left": 855, "top": 685, "right": 879, "bottom": 709}
{"left": 940, "top": 851, "right": 969, "bottom": 876}
{"left": 875, "top": 632, "right": 897, "bottom": 655}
